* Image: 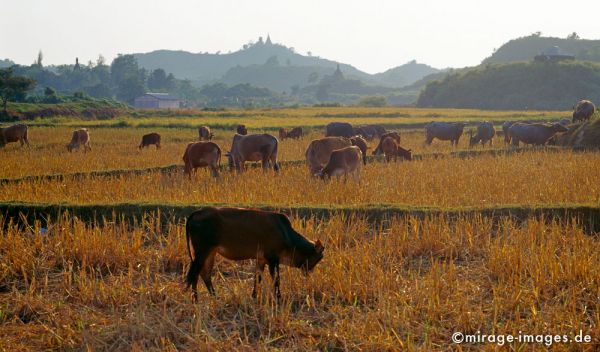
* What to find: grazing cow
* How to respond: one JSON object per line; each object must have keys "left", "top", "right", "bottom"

{"left": 0, "top": 124, "right": 29, "bottom": 148}
{"left": 185, "top": 207, "right": 324, "bottom": 300}
{"left": 373, "top": 131, "right": 401, "bottom": 155}
{"left": 227, "top": 133, "right": 280, "bottom": 172}
{"left": 572, "top": 100, "right": 595, "bottom": 123}
{"left": 66, "top": 128, "right": 91, "bottom": 152}
{"left": 316, "top": 146, "right": 362, "bottom": 181}
{"left": 198, "top": 126, "right": 213, "bottom": 141}
{"left": 325, "top": 122, "right": 354, "bottom": 137}
{"left": 350, "top": 135, "right": 368, "bottom": 165}
{"left": 139, "top": 132, "right": 161, "bottom": 150}
{"left": 287, "top": 127, "right": 303, "bottom": 139}
{"left": 469, "top": 121, "right": 496, "bottom": 147}
{"left": 508, "top": 123, "right": 568, "bottom": 147}
{"left": 380, "top": 136, "right": 411, "bottom": 162}
{"left": 502, "top": 120, "right": 534, "bottom": 144}
{"left": 425, "top": 122, "right": 466, "bottom": 146}
{"left": 182, "top": 141, "right": 221, "bottom": 179}
{"left": 237, "top": 124, "right": 248, "bottom": 135}
{"left": 305, "top": 136, "right": 352, "bottom": 174}
{"left": 279, "top": 128, "right": 288, "bottom": 140}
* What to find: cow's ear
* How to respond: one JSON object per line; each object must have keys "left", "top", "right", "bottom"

{"left": 315, "top": 240, "right": 324, "bottom": 253}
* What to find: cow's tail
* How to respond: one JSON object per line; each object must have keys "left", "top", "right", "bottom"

{"left": 23, "top": 126, "right": 29, "bottom": 146}
{"left": 185, "top": 216, "right": 201, "bottom": 289}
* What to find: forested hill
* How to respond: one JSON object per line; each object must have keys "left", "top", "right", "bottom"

{"left": 483, "top": 34, "right": 600, "bottom": 64}
{"left": 417, "top": 60, "right": 600, "bottom": 110}
{"left": 132, "top": 38, "right": 440, "bottom": 89}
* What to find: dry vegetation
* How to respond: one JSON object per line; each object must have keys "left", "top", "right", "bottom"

{"left": 1, "top": 107, "right": 598, "bottom": 350}
{"left": 1, "top": 150, "right": 598, "bottom": 209}
{"left": 0, "top": 214, "right": 598, "bottom": 350}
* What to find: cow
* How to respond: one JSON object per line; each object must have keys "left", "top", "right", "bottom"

{"left": 502, "top": 120, "right": 534, "bottom": 144}
{"left": 139, "top": 132, "right": 161, "bottom": 150}
{"left": 325, "top": 122, "right": 354, "bottom": 137}
{"left": 278, "top": 127, "right": 302, "bottom": 140}
{"left": 354, "top": 124, "right": 386, "bottom": 140}
{"left": 237, "top": 124, "right": 248, "bottom": 135}
{"left": 350, "top": 135, "right": 368, "bottom": 165}
{"left": 425, "top": 122, "right": 466, "bottom": 146}
{"left": 0, "top": 124, "right": 29, "bottom": 148}
{"left": 380, "top": 136, "right": 412, "bottom": 162}
{"left": 305, "top": 136, "right": 352, "bottom": 175}
{"left": 198, "top": 126, "right": 213, "bottom": 141}
{"left": 316, "top": 146, "right": 362, "bottom": 181}
{"left": 185, "top": 207, "right": 324, "bottom": 300}
{"left": 279, "top": 128, "right": 288, "bottom": 140}
{"left": 572, "top": 100, "right": 595, "bottom": 123}
{"left": 182, "top": 141, "right": 221, "bottom": 179}
{"left": 469, "top": 121, "right": 496, "bottom": 147}
{"left": 508, "top": 123, "right": 568, "bottom": 147}
{"left": 373, "top": 131, "right": 401, "bottom": 155}
{"left": 227, "top": 133, "right": 280, "bottom": 172}
{"left": 66, "top": 128, "right": 91, "bottom": 152}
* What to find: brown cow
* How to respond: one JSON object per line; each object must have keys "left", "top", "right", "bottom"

{"left": 182, "top": 141, "right": 221, "bottom": 179}
{"left": 139, "top": 132, "right": 161, "bottom": 150}
{"left": 350, "top": 135, "right": 368, "bottom": 165}
{"left": 66, "top": 129, "right": 91, "bottom": 152}
{"left": 373, "top": 131, "right": 401, "bottom": 155}
{"left": 305, "top": 136, "right": 352, "bottom": 174}
{"left": 317, "top": 146, "right": 362, "bottom": 181}
{"left": 185, "top": 207, "right": 324, "bottom": 300}
{"left": 227, "top": 133, "right": 279, "bottom": 172}
{"left": 381, "top": 137, "right": 412, "bottom": 162}
{"left": 198, "top": 126, "right": 213, "bottom": 141}
{"left": 237, "top": 124, "right": 248, "bottom": 135}
{"left": 280, "top": 127, "right": 303, "bottom": 140}
{"left": 0, "top": 124, "right": 29, "bottom": 148}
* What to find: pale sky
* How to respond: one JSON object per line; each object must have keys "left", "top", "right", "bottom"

{"left": 2, "top": 0, "right": 599, "bottom": 74}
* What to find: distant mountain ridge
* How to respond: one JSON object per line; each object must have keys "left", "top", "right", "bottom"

{"left": 132, "top": 37, "right": 441, "bottom": 91}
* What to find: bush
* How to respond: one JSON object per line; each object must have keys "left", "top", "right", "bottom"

{"left": 357, "top": 96, "right": 387, "bottom": 107}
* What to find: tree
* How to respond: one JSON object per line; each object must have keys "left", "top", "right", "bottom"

{"left": 43, "top": 86, "right": 60, "bottom": 103}
{"left": 110, "top": 54, "right": 140, "bottom": 86}
{"left": 116, "top": 75, "right": 144, "bottom": 103}
{"left": 34, "top": 50, "right": 43, "bottom": 67}
{"left": 0, "top": 68, "right": 36, "bottom": 114}
{"left": 148, "top": 68, "right": 175, "bottom": 91}
{"left": 567, "top": 32, "right": 580, "bottom": 40}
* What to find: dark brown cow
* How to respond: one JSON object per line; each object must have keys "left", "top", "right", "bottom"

{"left": 279, "top": 127, "right": 303, "bottom": 140}
{"left": 182, "top": 141, "right": 221, "bottom": 179}
{"left": 66, "top": 128, "right": 91, "bottom": 152}
{"left": 139, "top": 132, "right": 161, "bottom": 150}
{"left": 373, "top": 131, "right": 401, "bottom": 155}
{"left": 198, "top": 126, "right": 213, "bottom": 141}
{"left": 185, "top": 207, "right": 324, "bottom": 300}
{"left": 572, "top": 100, "right": 595, "bottom": 123}
{"left": 381, "top": 136, "right": 412, "bottom": 162}
{"left": 0, "top": 124, "right": 29, "bottom": 148}
{"left": 305, "top": 136, "right": 352, "bottom": 174}
{"left": 317, "top": 146, "right": 362, "bottom": 181}
{"left": 469, "top": 122, "right": 495, "bottom": 147}
{"left": 237, "top": 124, "right": 248, "bottom": 135}
{"left": 227, "top": 133, "right": 279, "bottom": 172}
{"left": 350, "top": 135, "right": 368, "bottom": 165}
{"left": 325, "top": 122, "right": 354, "bottom": 137}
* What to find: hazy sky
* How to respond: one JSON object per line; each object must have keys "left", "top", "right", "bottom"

{"left": 2, "top": 0, "right": 599, "bottom": 74}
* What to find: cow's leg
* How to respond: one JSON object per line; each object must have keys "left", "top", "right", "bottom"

{"left": 186, "top": 247, "right": 213, "bottom": 302}
{"left": 156, "top": 143, "right": 161, "bottom": 150}
{"left": 210, "top": 163, "right": 219, "bottom": 178}
{"left": 253, "top": 261, "right": 266, "bottom": 299}
{"left": 200, "top": 250, "right": 217, "bottom": 295}
{"left": 267, "top": 258, "right": 281, "bottom": 300}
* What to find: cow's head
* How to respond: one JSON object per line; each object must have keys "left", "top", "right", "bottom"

{"left": 300, "top": 239, "right": 325, "bottom": 275}
{"left": 66, "top": 143, "right": 73, "bottom": 152}
{"left": 399, "top": 148, "right": 412, "bottom": 161}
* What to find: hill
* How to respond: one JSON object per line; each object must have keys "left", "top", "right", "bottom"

{"left": 133, "top": 37, "right": 439, "bottom": 90}
{"left": 417, "top": 60, "right": 600, "bottom": 110}
{"left": 483, "top": 34, "right": 600, "bottom": 64}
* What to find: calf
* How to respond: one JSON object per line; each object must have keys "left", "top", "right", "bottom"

{"left": 183, "top": 141, "right": 221, "bottom": 179}
{"left": 350, "top": 135, "right": 368, "bottom": 165}
{"left": 316, "top": 146, "right": 362, "bottom": 181}
{"left": 66, "top": 128, "right": 91, "bottom": 152}
{"left": 373, "top": 131, "right": 401, "bottom": 155}
{"left": 185, "top": 207, "right": 324, "bottom": 300}
{"left": 0, "top": 124, "right": 29, "bottom": 148}
{"left": 139, "top": 132, "right": 161, "bottom": 150}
